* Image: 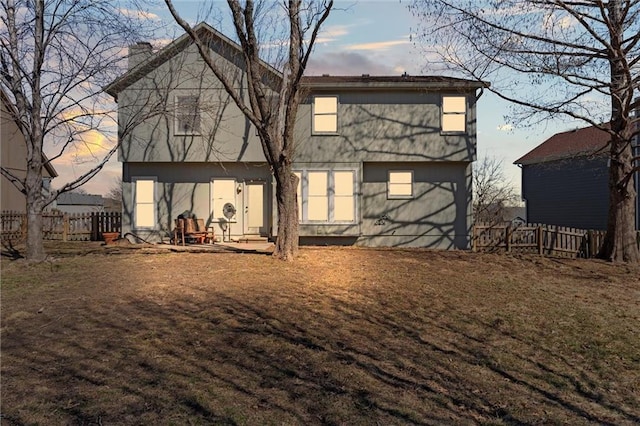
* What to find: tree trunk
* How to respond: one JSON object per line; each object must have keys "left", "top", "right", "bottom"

{"left": 598, "top": 0, "right": 640, "bottom": 263}
{"left": 25, "top": 162, "right": 46, "bottom": 262}
{"left": 598, "top": 138, "right": 639, "bottom": 262}
{"left": 273, "top": 163, "right": 299, "bottom": 260}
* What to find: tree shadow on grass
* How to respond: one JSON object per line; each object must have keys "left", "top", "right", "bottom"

{"left": 1, "top": 240, "right": 23, "bottom": 259}
{"left": 1, "top": 252, "right": 638, "bottom": 425}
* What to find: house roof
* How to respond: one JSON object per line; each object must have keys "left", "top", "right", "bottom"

{"left": 105, "top": 23, "right": 488, "bottom": 97}
{"left": 514, "top": 124, "right": 611, "bottom": 165}
{"left": 301, "top": 75, "right": 487, "bottom": 90}
{"left": 0, "top": 87, "right": 58, "bottom": 178}
{"left": 57, "top": 192, "right": 104, "bottom": 206}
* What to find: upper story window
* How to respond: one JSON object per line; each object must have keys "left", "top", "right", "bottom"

{"left": 442, "top": 95, "right": 466, "bottom": 133}
{"left": 312, "top": 96, "right": 338, "bottom": 134}
{"left": 175, "top": 95, "right": 200, "bottom": 135}
{"left": 388, "top": 171, "right": 413, "bottom": 199}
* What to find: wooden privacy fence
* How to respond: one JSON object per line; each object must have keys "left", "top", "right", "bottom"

{"left": 1, "top": 211, "right": 121, "bottom": 242}
{"left": 472, "top": 222, "right": 640, "bottom": 258}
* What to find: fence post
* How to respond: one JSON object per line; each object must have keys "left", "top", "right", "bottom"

{"left": 471, "top": 225, "right": 477, "bottom": 252}
{"left": 62, "top": 214, "right": 69, "bottom": 242}
{"left": 505, "top": 225, "right": 511, "bottom": 253}
{"left": 91, "top": 213, "right": 99, "bottom": 241}
{"left": 537, "top": 226, "right": 543, "bottom": 255}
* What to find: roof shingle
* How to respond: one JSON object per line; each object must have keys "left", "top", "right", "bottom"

{"left": 514, "top": 124, "right": 610, "bottom": 165}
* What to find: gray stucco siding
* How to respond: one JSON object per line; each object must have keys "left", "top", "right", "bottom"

{"left": 522, "top": 156, "right": 609, "bottom": 230}
{"left": 295, "top": 90, "right": 477, "bottom": 164}
{"left": 358, "top": 161, "right": 471, "bottom": 248}
{"left": 119, "top": 77, "right": 478, "bottom": 165}
{"left": 122, "top": 162, "right": 271, "bottom": 241}
{"left": 118, "top": 87, "right": 265, "bottom": 163}
{"left": 117, "top": 44, "right": 266, "bottom": 164}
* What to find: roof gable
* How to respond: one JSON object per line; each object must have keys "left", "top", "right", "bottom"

{"left": 105, "top": 22, "right": 281, "bottom": 97}
{"left": 514, "top": 124, "right": 610, "bottom": 165}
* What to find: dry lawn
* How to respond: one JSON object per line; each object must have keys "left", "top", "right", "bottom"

{"left": 1, "top": 242, "right": 639, "bottom": 425}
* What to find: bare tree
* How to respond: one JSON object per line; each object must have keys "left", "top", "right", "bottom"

{"left": 106, "top": 176, "right": 122, "bottom": 201}
{"left": 474, "top": 156, "right": 519, "bottom": 225}
{"left": 0, "top": 0, "right": 157, "bottom": 261}
{"left": 164, "top": 0, "right": 334, "bottom": 260}
{"left": 410, "top": 0, "right": 640, "bottom": 262}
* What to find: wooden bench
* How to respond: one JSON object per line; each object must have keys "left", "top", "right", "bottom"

{"left": 173, "top": 218, "right": 214, "bottom": 245}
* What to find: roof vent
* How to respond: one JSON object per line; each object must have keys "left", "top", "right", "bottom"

{"left": 402, "top": 71, "right": 409, "bottom": 77}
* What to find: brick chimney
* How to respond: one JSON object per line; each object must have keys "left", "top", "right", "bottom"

{"left": 128, "top": 42, "right": 153, "bottom": 70}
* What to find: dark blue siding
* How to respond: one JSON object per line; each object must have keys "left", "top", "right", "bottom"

{"left": 522, "top": 156, "right": 609, "bottom": 230}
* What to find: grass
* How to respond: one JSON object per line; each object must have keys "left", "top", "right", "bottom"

{"left": 1, "top": 242, "right": 639, "bottom": 425}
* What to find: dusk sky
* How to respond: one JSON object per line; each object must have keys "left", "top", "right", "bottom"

{"left": 52, "top": 0, "right": 582, "bottom": 197}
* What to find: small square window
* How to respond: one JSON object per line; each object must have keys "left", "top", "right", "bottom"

{"left": 312, "top": 96, "right": 338, "bottom": 134}
{"left": 442, "top": 95, "right": 466, "bottom": 133}
{"left": 388, "top": 171, "right": 413, "bottom": 199}
{"left": 175, "top": 95, "right": 200, "bottom": 135}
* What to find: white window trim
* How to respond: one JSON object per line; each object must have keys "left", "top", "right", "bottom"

{"left": 311, "top": 95, "right": 339, "bottom": 135}
{"left": 295, "top": 168, "right": 358, "bottom": 224}
{"left": 174, "top": 95, "right": 201, "bottom": 136}
{"left": 133, "top": 177, "right": 157, "bottom": 229}
{"left": 388, "top": 170, "right": 414, "bottom": 199}
{"left": 441, "top": 95, "right": 467, "bottom": 134}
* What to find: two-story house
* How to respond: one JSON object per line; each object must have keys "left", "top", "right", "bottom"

{"left": 105, "top": 23, "right": 486, "bottom": 248}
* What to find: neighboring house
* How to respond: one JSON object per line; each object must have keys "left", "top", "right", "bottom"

{"left": 1, "top": 88, "right": 58, "bottom": 212}
{"left": 477, "top": 203, "right": 526, "bottom": 225}
{"left": 105, "top": 23, "right": 486, "bottom": 248}
{"left": 503, "top": 206, "right": 526, "bottom": 225}
{"left": 55, "top": 192, "right": 105, "bottom": 214}
{"left": 514, "top": 123, "right": 639, "bottom": 231}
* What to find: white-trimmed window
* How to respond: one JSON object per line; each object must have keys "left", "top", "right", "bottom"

{"left": 295, "top": 169, "right": 356, "bottom": 223}
{"left": 175, "top": 95, "right": 200, "bottom": 135}
{"left": 333, "top": 171, "right": 355, "bottom": 221}
{"left": 388, "top": 171, "right": 413, "bottom": 199}
{"left": 134, "top": 178, "right": 156, "bottom": 228}
{"left": 312, "top": 96, "right": 338, "bottom": 134}
{"left": 442, "top": 95, "right": 466, "bottom": 133}
{"left": 294, "top": 172, "right": 302, "bottom": 220}
{"left": 308, "top": 171, "right": 329, "bottom": 221}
